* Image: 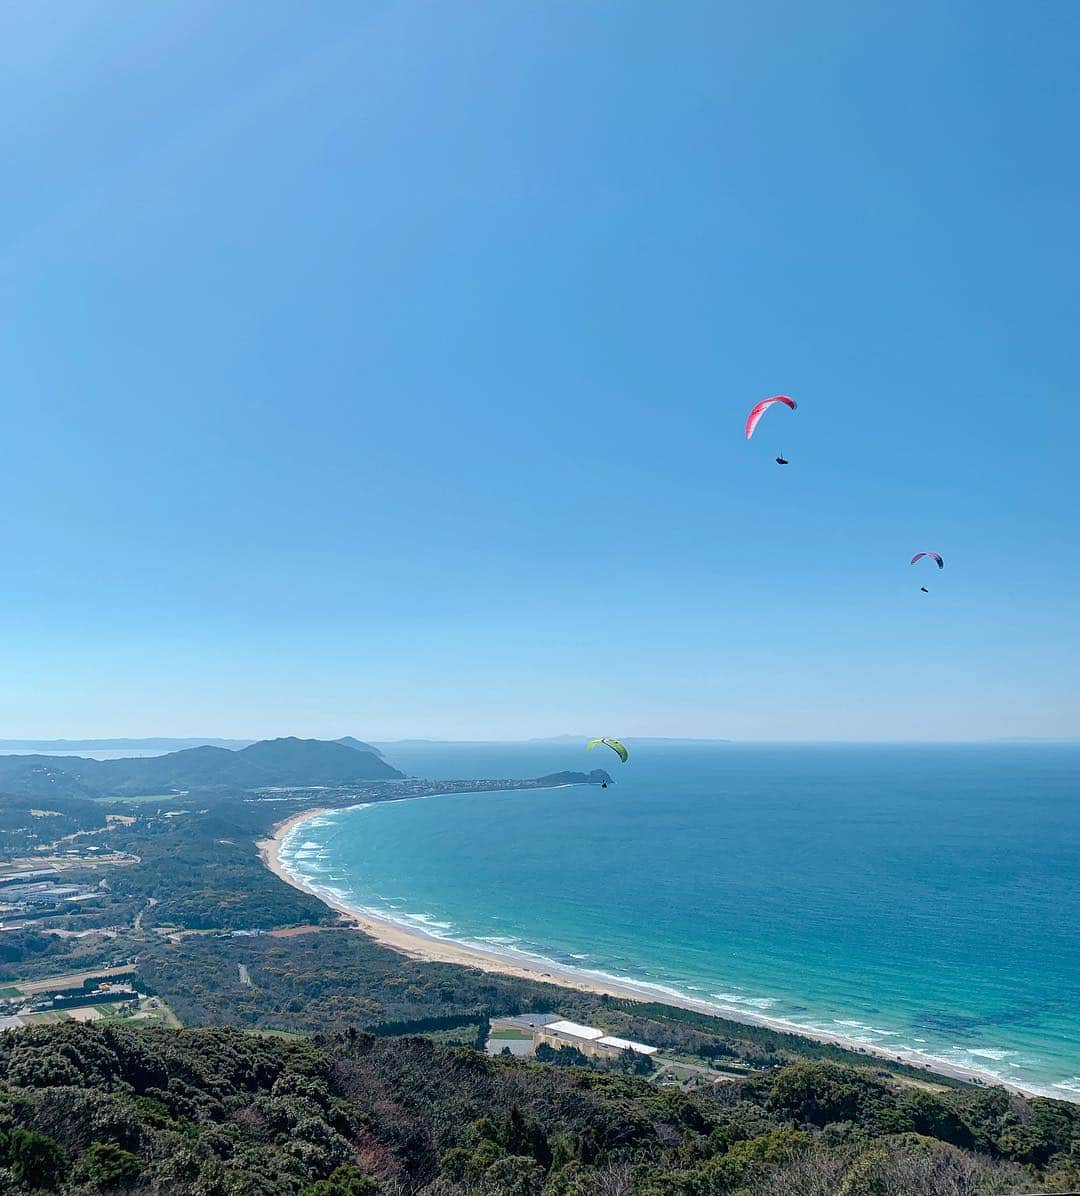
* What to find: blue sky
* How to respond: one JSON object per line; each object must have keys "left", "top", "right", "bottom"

{"left": 2, "top": 0, "right": 1078, "bottom": 740}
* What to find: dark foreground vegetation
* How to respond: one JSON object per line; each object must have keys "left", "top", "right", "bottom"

{"left": 2, "top": 1021, "right": 1080, "bottom": 1195}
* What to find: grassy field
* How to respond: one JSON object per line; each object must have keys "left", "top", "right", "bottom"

{"left": 18, "top": 997, "right": 181, "bottom": 1030}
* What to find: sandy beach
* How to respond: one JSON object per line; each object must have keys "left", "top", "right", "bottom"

{"left": 257, "top": 806, "right": 1036, "bottom": 1097}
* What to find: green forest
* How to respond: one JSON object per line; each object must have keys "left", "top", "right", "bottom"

{"left": 2, "top": 1021, "right": 1080, "bottom": 1195}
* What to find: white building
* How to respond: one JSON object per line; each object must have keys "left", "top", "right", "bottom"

{"left": 534, "top": 1019, "right": 657, "bottom": 1061}
{"left": 596, "top": 1034, "right": 658, "bottom": 1057}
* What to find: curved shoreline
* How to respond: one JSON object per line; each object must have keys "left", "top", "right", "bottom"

{"left": 258, "top": 804, "right": 1049, "bottom": 1100}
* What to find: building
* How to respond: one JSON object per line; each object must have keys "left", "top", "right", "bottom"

{"left": 534, "top": 1019, "right": 658, "bottom": 1062}
{"left": 1, "top": 882, "right": 88, "bottom": 908}
{"left": 594, "top": 1034, "right": 659, "bottom": 1058}
{"left": 0, "top": 869, "right": 60, "bottom": 886}
{"left": 537, "top": 1019, "right": 605, "bottom": 1047}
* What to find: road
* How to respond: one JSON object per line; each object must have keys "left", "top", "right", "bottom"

{"left": 133, "top": 897, "right": 157, "bottom": 931}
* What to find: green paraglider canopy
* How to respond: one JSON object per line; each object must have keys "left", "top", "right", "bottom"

{"left": 587, "top": 737, "right": 629, "bottom": 763}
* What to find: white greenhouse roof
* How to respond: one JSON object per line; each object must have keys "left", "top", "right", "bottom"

{"left": 544, "top": 1020, "right": 605, "bottom": 1041}
{"left": 596, "top": 1035, "right": 658, "bottom": 1055}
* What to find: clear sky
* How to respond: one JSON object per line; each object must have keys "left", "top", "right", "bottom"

{"left": 2, "top": 1, "right": 1078, "bottom": 741}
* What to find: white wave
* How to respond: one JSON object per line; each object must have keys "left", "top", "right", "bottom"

{"left": 711, "top": 991, "right": 778, "bottom": 1009}
{"left": 832, "top": 1019, "right": 896, "bottom": 1038}
{"left": 404, "top": 913, "right": 453, "bottom": 930}
{"left": 302, "top": 883, "right": 355, "bottom": 906}
{"left": 300, "top": 841, "right": 322, "bottom": 849}
{"left": 962, "top": 1048, "right": 1019, "bottom": 1062}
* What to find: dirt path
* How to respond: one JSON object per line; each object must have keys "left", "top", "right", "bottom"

{"left": 133, "top": 896, "right": 157, "bottom": 931}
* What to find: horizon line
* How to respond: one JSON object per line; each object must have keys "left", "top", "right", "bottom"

{"left": 1, "top": 735, "right": 1078, "bottom": 747}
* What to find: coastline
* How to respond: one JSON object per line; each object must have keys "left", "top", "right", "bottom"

{"left": 258, "top": 805, "right": 1041, "bottom": 1099}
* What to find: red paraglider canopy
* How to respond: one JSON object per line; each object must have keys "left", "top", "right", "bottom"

{"left": 745, "top": 395, "right": 796, "bottom": 440}
{"left": 910, "top": 552, "right": 944, "bottom": 569}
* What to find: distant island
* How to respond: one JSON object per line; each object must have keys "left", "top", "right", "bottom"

{"left": 526, "top": 734, "right": 734, "bottom": 744}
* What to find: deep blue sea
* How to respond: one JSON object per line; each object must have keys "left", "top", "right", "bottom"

{"left": 278, "top": 742, "right": 1080, "bottom": 1098}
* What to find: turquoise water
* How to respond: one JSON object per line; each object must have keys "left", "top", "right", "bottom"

{"left": 278, "top": 743, "right": 1080, "bottom": 1098}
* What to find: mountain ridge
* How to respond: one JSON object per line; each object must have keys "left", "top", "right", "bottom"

{"left": 0, "top": 736, "right": 402, "bottom": 798}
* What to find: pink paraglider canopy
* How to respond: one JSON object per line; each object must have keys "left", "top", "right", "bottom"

{"left": 745, "top": 395, "right": 796, "bottom": 440}
{"left": 910, "top": 552, "right": 944, "bottom": 569}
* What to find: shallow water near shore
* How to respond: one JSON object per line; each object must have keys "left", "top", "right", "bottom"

{"left": 278, "top": 742, "right": 1080, "bottom": 1098}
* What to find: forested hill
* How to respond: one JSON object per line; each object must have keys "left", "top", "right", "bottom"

{"left": 0, "top": 737, "right": 402, "bottom": 799}
{"left": 2, "top": 1021, "right": 1079, "bottom": 1195}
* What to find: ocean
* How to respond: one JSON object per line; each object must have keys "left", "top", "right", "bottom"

{"left": 276, "top": 741, "right": 1080, "bottom": 1099}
